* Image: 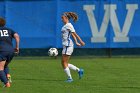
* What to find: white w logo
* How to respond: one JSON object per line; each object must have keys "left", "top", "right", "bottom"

{"left": 83, "top": 4, "right": 138, "bottom": 43}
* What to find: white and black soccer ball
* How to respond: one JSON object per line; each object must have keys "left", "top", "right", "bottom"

{"left": 48, "top": 48, "right": 58, "bottom": 57}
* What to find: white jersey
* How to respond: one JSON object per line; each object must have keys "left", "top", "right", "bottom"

{"left": 61, "top": 23, "right": 75, "bottom": 46}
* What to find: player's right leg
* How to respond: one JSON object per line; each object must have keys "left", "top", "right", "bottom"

{"left": 4, "top": 65, "right": 12, "bottom": 83}
{"left": 62, "top": 54, "right": 73, "bottom": 82}
{"left": 78, "top": 68, "right": 84, "bottom": 79}
{"left": 6, "top": 73, "right": 12, "bottom": 83}
{"left": 62, "top": 46, "right": 74, "bottom": 82}
{"left": 68, "top": 63, "right": 80, "bottom": 72}
{"left": 4, "top": 52, "right": 14, "bottom": 83}
{"left": 68, "top": 64, "right": 84, "bottom": 79}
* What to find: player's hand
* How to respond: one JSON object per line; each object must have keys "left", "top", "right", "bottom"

{"left": 80, "top": 41, "right": 85, "bottom": 46}
{"left": 14, "top": 48, "right": 19, "bottom": 55}
{"left": 76, "top": 42, "right": 81, "bottom": 46}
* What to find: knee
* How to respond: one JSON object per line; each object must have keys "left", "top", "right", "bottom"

{"left": 0, "top": 66, "right": 4, "bottom": 70}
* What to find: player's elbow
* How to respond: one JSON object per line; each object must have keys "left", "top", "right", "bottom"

{"left": 14, "top": 33, "right": 20, "bottom": 42}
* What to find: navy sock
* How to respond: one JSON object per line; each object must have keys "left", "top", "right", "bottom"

{"left": 0, "top": 70, "right": 8, "bottom": 84}
{"left": 4, "top": 67, "right": 9, "bottom": 75}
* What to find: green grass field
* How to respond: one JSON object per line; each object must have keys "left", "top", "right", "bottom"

{"left": 0, "top": 57, "right": 140, "bottom": 93}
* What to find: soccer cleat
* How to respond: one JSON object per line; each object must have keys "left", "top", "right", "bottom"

{"left": 3, "top": 82, "right": 10, "bottom": 88}
{"left": 65, "top": 78, "right": 73, "bottom": 83}
{"left": 7, "top": 74, "right": 12, "bottom": 83}
{"left": 78, "top": 68, "right": 84, "bottom": 79}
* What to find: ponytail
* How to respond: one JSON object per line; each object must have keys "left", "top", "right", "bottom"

{"left": 63, "top": 12, "right": 78, "bottom": 22}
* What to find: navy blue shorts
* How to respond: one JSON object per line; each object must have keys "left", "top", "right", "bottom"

{"left": 0, "top": 52, "right": 14, "bottom": 63}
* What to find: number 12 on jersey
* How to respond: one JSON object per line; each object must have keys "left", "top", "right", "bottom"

{"left": 0, "top": 30, "right": 9, "bottom": 37}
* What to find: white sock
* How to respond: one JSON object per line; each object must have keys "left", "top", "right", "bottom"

{"left": 64, "top": 67, "right": 72, "bottom": 79}
{"left": 68, "top": 64, "right": 80, "bottom": 72}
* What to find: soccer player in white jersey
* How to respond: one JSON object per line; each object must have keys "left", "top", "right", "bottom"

{"left": 61, "top": 12, "right": 85, "bottom": 82}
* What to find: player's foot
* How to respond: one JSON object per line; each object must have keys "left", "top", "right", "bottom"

{"left": 3, "top": 82, "right": 10, "bottom": 88}
{"left": 65, "top": 78, "right": 73, "bottom": 83}
{"left": 7, "top": 74, "right": 12, "bottom": 83}
{"left": 78, "top": 68, "right": 84, "bottom": 79}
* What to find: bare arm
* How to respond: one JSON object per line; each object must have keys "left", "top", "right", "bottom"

{"left": 71, "top": 32, "right": 85, "bottom": 46}
{"left": 71, "top": 32, "right": 81, "bottom": 46}
{"left": 14, "top": 33, "right": 20, "bottom": 53}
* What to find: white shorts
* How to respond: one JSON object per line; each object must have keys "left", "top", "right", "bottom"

{"left": 62, "top": 46, "right": 74, "bottom": 55}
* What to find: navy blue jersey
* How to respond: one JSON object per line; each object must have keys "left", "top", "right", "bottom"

{"left": 0, "top": 27, "right": 16, "bottom": 52}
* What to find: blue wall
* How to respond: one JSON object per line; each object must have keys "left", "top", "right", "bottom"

{"left": 0, "top": 0, "right": 140, "bottom": 48}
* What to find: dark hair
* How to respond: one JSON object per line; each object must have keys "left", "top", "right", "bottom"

{"left": 64, "top": 12, "right": 78, "bottom": 22}
{"left": 0, "top": 17, "right": 6, "bottom": 27}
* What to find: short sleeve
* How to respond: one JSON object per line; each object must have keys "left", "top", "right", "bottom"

{"left": 9, "top": 28, "right": 16, "bottom": 37}
{"left": 66, "top": 24, "right": 75, "bottom": 33}
{"left": 70, "top": 25, "right": 75, "bottom": 32}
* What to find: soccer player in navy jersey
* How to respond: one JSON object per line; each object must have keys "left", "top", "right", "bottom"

{"left": 0, "top": 17, "right": 20, "bottom": 87}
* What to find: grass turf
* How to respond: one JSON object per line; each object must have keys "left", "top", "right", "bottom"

{"left": 0, "top": 57, "right": 140, "bottom": 93}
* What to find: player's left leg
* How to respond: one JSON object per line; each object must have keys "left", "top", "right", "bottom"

{"left": 0, "top": 60, "right": 10, "bottom": 87}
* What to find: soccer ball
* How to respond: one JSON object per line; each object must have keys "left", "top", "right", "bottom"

{"left": 48, "top": 48, "right": 58, "bottom": 57}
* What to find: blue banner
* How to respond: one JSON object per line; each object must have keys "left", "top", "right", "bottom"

{"left": 0, "top": 0, "right": 139, "bottom": 48}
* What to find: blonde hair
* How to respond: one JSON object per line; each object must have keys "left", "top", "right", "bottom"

{"left": 63, "top": 12, "right": 78, "bottom": 22}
